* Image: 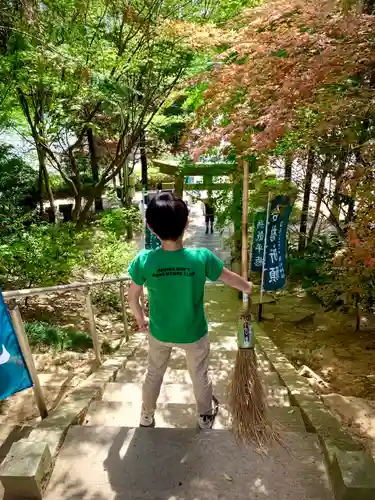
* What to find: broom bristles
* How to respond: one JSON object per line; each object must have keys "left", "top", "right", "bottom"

{"left": 228, "top": 348, "right": 285, "bottom": 451}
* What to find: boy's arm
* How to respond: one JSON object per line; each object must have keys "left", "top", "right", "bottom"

{"left": 219, "top": 268, "right": 253, "bottom": 295}
{"left": 128, "top": 282, "right": 148, "bottom": 331}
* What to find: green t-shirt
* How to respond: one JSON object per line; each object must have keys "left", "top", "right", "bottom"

{"left": 128, "top": 247, "right": 224, "bottom": 343}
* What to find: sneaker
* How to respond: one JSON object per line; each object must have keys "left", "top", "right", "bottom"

{"left": 198, "top": 413, "right": 215, "bottom": 429}
{"left": 140, "top": 413, "right": 155, "bottom": 427}
{"left": 198, "top": 396, "right": 219, "bottom": 430}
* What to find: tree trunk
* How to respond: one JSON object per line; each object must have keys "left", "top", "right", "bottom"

{"left": 308, "top": 155, "right": 330, "bottom": 242}
{"left": 87, "top": 128, "right": 103, "bottom": 212}
{"left": 77, "top": 186, "right": 103, "bottom": 225}
{"left": 72, "top": 195, "right": 82, "bottom": 221}
{"left": 345, "top": 197, "right": 356, "bottom": 226}
{"left": 77, "top": 197, "right": 94, "bottom": 225}
{"left": 140, "top": 129, "right": 148, "bottom": 190}
{"left": 37, "top": 147, "right": 55, "bottom": 222}
{"left": 38, "top": 164, "right": 44, "bottom": 216}
{"left": 284, "top": 153, "right": 292, "bottom": 181}
{"left": 330, "top": 150, "right": 346, "bottom": 226}
{"left": 42, "top": 166, "right": 56, "bottom": 223}
{"left": 298, "top": 149, "right": 314, "bottom": 252}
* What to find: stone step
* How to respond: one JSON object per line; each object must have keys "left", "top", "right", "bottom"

{"left": 85, "top": 400, "right": 306, "bottom": 432}
{"left": 0, "top": 425, "right": 29, "bottom": 462}
{"left": 84, "top": 401, "right": 226, "bottom": 429}
{"left": 116, "top": 362, "right": 276, "bottom": 387}
{"left": 44, "top": 426, "right": 333, "bottom": 500}
{"left": 102, "top": 382, "right": 196, "bottom": 405}
{"left": 104, "top": 370, "right": 290, "bottom": 407}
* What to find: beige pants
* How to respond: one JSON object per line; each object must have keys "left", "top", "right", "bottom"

{"left": 142, "top": 333, "right": 213, "bottom": 416}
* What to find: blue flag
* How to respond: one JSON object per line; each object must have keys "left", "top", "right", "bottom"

{"left": 264, "top": 195, "right": 293, "bottom": 291}
{"left": 0, "top": 292, "right": 32, "bottom": 401}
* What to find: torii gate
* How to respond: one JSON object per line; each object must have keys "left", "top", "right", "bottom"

{"left": 153, "top": 159, "right": 237, "bottom": 197}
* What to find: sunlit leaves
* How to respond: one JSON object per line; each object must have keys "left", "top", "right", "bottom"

{"left": 188, "top": 0, "right": 375, "bottom": 154}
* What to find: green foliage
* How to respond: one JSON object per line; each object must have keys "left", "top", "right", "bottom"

{"left": 136, "top": 167, "right": 174, "bottom": 190}
{"left": 287, "top": 234, "right": 340, "bottom": 289}
{"left": 0, "top": 0, "right": 216, "bottom": 221}
{"left": 0, "top": 145, "right": 38, "bottom": 219}
{"left": 99, "top": 207, "right": 142, "bottom": 238}
{"left": 25, "top": 322, "right": 92, "bottom": 351}
{"left": 48, "top": 174, "right": 98, "bottom": 200}
{"left": 212, "top": 0, "right": 263, "bottom": 23}
{"left": 0, "top": 223, "right": 90, "bottom": 289}
{"left": 90, "top": 235, "right": 137, "bottom": 278}
{"left": 91, "top": 285, "right": 121, "bottom": 312}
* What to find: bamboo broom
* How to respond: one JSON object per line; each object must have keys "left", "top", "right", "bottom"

{"left": 228, "top": 160, "right": 281, "bottom": 449}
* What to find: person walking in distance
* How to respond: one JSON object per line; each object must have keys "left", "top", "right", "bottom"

{"left": 204, "top": 195, "right": 215, "bottom": 234}
{"left": 127, "top": 192, "right": 253, "bottom": 429}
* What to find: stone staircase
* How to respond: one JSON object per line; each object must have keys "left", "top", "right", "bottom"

{"left": 43, "top": 284, "right": 334, "bottom": 500}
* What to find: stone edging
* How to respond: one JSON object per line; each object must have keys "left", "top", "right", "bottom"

{"left": 253, "top": 322, "right": 375, "bottom": 500}
{"left": 0, "top": 332, "right": 145, "bottom": 499}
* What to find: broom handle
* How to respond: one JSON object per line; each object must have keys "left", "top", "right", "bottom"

{"left": 241, "top": 159, "right": 250, "bottom": 317}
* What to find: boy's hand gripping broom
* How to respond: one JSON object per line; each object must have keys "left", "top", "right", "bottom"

{"left": 228, "top": 160, "right": 281, "bottom": 449}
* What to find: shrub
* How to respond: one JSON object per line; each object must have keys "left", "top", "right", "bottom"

{"left": 90, "top": 234, "right": 137, "bottom": 278}
{"left": 91, "top": 285, "right": 122, "bottom": 312}
{"left": 25, "top": 322, "right": 92, "bottom": 351}
{"left": 314, "top": 231, "right": 375, "bottom": 325}
{"left": 48, "top": 174, "right": 97, "bottom": 200}
{"left": 98, "top": 206, "right": 142, "bottom": 238}
{"left": 0, "top": 145, "right": 38, "bottom": 219}
{"left": 287, "top": 233, "right": 340, "bottom": 289}
{"left": 0, "top": 222, "right": 90, "bottom": 289}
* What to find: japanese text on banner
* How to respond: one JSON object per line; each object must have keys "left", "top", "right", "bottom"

{"left": 251, "top": 210, "right": 267, "bottom": 272}
{"left": 264, "top": 195, "right": 293, "bottom": 291}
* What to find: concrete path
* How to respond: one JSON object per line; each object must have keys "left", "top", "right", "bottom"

{"left": 45, "top": 426, "right": 332, "bottom": 500}
{"left": 184, "top": 200, "right": 231, "bottom": 264}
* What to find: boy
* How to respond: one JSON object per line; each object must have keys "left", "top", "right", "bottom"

{"left": 128, "top": 192, "right": 252, "bottom": 429}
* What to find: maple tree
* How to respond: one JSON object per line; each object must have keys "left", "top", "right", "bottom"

{"left": 189, "top": 0, "right": 375, "bottom": 155}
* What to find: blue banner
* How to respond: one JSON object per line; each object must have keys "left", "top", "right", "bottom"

{"left": 264, "top": 195, "right": 293, "bottom": 291}
{"left": 251, "top": 210, "right": 267, "bottom": 272}
{"left": 145, "top": 225, "right": 161, "bottom": 250}
{"left": 144, "top": 191, "right": 162, "bottom": 250}
{"left": 0, "top": 293, "right": 32, "bottom": 401}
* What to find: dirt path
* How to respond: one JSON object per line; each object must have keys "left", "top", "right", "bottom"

{"left": 259, "top": 288, "right": 375, "bottom": 400}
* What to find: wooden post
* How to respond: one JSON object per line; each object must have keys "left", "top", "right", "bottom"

{"left": 85, "top": 288, "right": 102, "bottom": 365}
{"left": 241, "top": 160, "right": 249, "bottom": 283}
{"left": 174, "top": 175, "right": 184, "bottom": 198}
{"left": 9, "top": 302, "right": 48, "bottom": 419}
{"left": 241, "top": 160, "right": 250, "bottom": 317}
{"left": 119, "top": 281, "right": 129, "bottom": 342}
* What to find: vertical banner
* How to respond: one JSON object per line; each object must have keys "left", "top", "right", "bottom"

{"left": 144, "top": 191, "right": 161, "bottom": 250}
{"left": 0, "top": 293, "right": 32, "bottom": 401}
{"left": 264, "top": 195, "right": 293, "bottom": 291}
{"left": 145, "top": 226, "right": 161, "bottom": 250}
{"left": 251, "top": 209, "right": 267, "bottom": 272}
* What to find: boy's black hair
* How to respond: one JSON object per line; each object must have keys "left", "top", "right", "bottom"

{"left": 146, "top": 192, "right": 188, "bottom": 241}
